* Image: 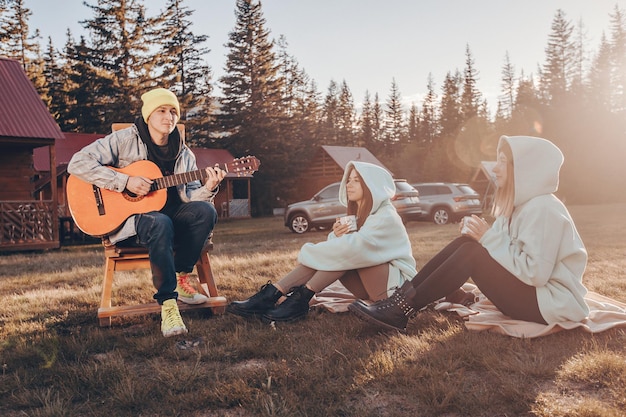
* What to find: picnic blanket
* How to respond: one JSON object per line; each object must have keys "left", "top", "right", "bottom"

{"left": 310, "top": 282, "right": 626, "bottom": 338}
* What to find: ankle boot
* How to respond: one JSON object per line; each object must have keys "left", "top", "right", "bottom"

{"left": 262, "top": 285, "right": 315, "bottom": 323}
{"left": 227, "top": 281, "right": 283, "bottom": 318}
{"left": 348, "top": 280, "right": 417, "bottom": 333}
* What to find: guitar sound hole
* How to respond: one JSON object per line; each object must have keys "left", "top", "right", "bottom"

{"left": 123, "top": 190, "right": 145, "bottom": 202}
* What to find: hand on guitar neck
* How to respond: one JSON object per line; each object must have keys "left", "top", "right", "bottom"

{"left": 125, "top": 166, "right": 226, "bottom": 196}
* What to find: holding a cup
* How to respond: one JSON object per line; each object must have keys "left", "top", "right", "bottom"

{"left": 339, "top": 215, "right": 357, "bottom": 232}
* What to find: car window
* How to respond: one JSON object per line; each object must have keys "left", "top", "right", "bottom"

{"left": 457, "top": 184, "right": 478, "bottom": 195}
{"left": 394, "top": 181, "right": 416, "bottom": 192}
{"left": 413, "top": 185, "right": 426, "bottom": 195}
{"left": 317, "top": 184, "right": 340, "bottom": 200}
{"left": 436, "top": 186, "right": 452, "bottom": 195}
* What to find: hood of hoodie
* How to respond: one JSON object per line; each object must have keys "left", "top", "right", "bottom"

{"left": 498, "top": 135, "right": 564, "bottom": 207}
{"left": 338, "top": 161, "right": 396, "bottom": 214}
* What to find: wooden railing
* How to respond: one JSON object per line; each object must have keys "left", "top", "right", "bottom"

{"left": 0, "top": 200, "right": 58, "bottom": 250}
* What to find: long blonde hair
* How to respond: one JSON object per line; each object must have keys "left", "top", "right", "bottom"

{"left": 491, "top": 141, "right": 515, "bottom": 218}
{"left": 346, "top": 169, "right": 373, "bottom": 230}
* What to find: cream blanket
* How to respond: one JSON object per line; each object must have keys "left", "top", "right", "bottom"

{"left": 311, "top": 282, "right": 626, "bottom": 338}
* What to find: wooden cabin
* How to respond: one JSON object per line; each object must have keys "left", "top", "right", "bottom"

{"left": 0, "top": 58, "right": 64, "bottom": 252}
{"left": 469, "top": 160, "right": 497, "bottom": 212}
{"left": 291, "top": 145, "right": 390, "bottom": 202}
{"left": 192, "top": 148, "right": 254, "bottom": 219}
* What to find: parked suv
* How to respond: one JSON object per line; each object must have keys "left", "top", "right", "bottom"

{"left": 284, "top": 180, "right": 422, "bottom": 233}
{"left": 411, "top": 182, "right": 482, "bottom": 225}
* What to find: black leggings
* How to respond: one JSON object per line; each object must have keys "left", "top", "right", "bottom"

{"left": 411, "top": 236, "right": 547, "bottom": 324}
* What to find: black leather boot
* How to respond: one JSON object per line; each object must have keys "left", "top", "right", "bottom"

{"left": 262, "top": 285, "right": 315, "bottom": 323}
{"left": 348, "top": 280, "right": 417, "bottom": 333}
{"left": 227, "top": 281, "right": 283, "bottom": 318}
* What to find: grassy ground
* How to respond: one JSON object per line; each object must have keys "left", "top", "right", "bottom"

{"left": 1, "top": 204, "right": 625, "bottom": 416}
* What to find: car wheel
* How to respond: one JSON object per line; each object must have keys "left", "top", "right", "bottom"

{"left": 289, "top": 214, "right": 310, "bottom": 233}
{"left": 432, "top": 207, "right": 450, "bottom": 225}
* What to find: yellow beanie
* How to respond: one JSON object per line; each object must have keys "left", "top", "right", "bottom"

{"left": 141, "top": 88, "right": 180, "bottom": 123}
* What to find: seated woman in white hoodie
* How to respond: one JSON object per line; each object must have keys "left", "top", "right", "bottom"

{"left": 349, "top": 135, "right": 590, "bottom": 333}
{"left": 227, "top": 161, "right": 417, "bottom": 322}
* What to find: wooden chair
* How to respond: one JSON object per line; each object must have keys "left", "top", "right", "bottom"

{"left": 98, "top": 235, "right": 228, "bottom": 327}
{"left": 97, "top": 122, "right": 227, "bottom": 326}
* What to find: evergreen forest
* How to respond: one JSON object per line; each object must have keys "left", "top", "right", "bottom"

{"left": 2, "top": 0, "right": 626, "bottom": 215}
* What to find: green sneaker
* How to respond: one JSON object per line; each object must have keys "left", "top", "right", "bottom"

{"left": 176, "top": 273, "right": 209, "bottom": 305}
{"left": 161, "top": 299, "right": 188, "bottom": 337}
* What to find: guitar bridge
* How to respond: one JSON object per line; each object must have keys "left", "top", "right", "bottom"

{"left": 92, "top": 185, "right": 106, "bottom": 215}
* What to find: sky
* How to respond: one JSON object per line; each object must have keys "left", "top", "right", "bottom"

{"left": 26, "top": 0, "right": 626, "bottom": 112}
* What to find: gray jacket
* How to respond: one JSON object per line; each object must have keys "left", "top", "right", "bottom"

{"left": 67, "top": 124, "right": 217, "bottom": 243}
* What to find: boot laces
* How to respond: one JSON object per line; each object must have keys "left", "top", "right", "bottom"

{"left": 375, "top": 287, "right": 415, "bottom": 316}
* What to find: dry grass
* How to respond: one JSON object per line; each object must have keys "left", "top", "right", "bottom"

{"left": 1, "top": 204, "right": 625, "bottom": 416}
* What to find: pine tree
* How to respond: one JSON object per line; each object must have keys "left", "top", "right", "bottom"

{"left": 274, "top": 35, "right": 321, "bottom": 202}
{"left": 394, "top": 102, "right": 420, "bottom": 182}
{"left": 372, "top": 93, "right": 384, "bottom": 146}
{"left": 155, "top": 0, "right": 213, "bottom": 142}
{"left": 64, "top": 35, "right": 115, "bottom": 133}
{"left": 419, "top": 73, "right": 438, "bottom": 144}
{"left": 81, "top": 0, "right": 157, "bottom": 125}
{"left": 587, "top": 32, "right": 613, "bottom": 113}
{"left": 608, "top": 5, "right": 626, "bottom": 113}
{"left": 357, "top": 91, "right": 374, "bottom": 148}
{"left": 511, "top": 71, "right": 542, "bottom": 135}
{"left": 499, "top": 51, "right": 516, "bottom": 120}
{"left": 42, "top": 37, "right": 69, "bottom": 127}
{"left": 319, "top": 80, "right": 339, "bottom": 144}
{"left": 219, "top": 0, "right": 285, "bottom": 215}
{"left": 0, "top": 0, "right": 35, "bottom": 67}
{"left": 383, "top": 78, "right": 405, "bottom": 159}
{"left": 540, "top": 9, "right": 575, "bottom": 104}
{"left": 407, "top": 102, "right": 419, "bottom": 144}
{"left": 461, "top": 44, "right": 482, "bottom": 120}
{"left": 570, "top": 18, "right": 589, "bottom": 99}
{"left": 439, "top": 70, "right": 463, "bottom": 138}
{"left": 336, "top": 80, "right": 356, "bottom": 146}
{"left": 455, "top": 46, "right": 493, "bottom": 183}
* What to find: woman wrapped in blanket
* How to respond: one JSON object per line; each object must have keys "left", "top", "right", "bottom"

{"left": 227, "top": 161, "right": 417, "bottom": 323}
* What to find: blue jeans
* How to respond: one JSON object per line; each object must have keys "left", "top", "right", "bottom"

{"left": 133, "top": 201, "right": 218, "bottom": 305}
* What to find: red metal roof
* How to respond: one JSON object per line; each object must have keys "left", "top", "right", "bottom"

{"left": 0, "top": 57, "right": 64, "bottom": 140}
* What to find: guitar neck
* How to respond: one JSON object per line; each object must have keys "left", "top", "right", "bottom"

{"left": 149, "top": 156, "right": 259, "bottom": 191}
{"left": 151, "top": 168, "right": 209, "bottom": 191}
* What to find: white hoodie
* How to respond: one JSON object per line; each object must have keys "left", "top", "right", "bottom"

{"left": 480, "top": 136, "right": 589, "bottom": 324}
{"left": 297, "top": 161, "right": 417, "bottom": 297}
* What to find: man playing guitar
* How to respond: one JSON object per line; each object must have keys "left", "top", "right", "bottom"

{"left": 68, "top": 87, "right": 226, "bottom": 337}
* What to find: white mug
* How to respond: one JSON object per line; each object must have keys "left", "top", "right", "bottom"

{"left": 461, "top": 216, "right": 473, "bottom": 235}
{"left": 339, "top": 215, "right": 357, "bottom": 232}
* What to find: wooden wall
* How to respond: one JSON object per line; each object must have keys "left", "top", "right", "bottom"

{"left": 291, "top": 150, "right": 344, "bottom": 202}
{"left": 0, "top": 149, "right": 35, "bottom": 200}
{"left": 0, "top": 146, "right": 60, "bottom": 251}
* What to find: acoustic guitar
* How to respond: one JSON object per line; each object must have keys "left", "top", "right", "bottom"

{"left": 67, "top": 156, "right": 260, "bottom": 237}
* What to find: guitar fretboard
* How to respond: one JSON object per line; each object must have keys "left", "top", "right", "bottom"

{"left": 151, "top": 169, "right": 206, "bottom": 191}
{"left": 147, "top": 156, "right": 259, "bottom": 192}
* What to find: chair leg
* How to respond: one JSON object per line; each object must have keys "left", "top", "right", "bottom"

{"left": 196, "top": 250, "right": 218, "bottom": 297}
{"left": 195, "top": 250, "right": 226, "bottom": 314}
{"left": 99, "top": 257, "right": 115, "bottom": 326}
